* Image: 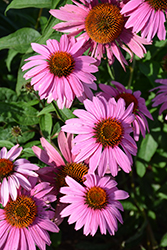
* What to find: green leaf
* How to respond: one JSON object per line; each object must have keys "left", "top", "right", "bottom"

{"left": 6, "top": 49, "right": 18, "bottom": 72}
{"left": 51, "top": 122, "right": 61, "bottom": 139}
{"left": 21, "top": 148, "right": 35, "bottom": 158}
{"left": 37, "top": 103, "right": 55, "bottom": 116}
{"left": 51, "top": 0, "right": 72, "bottom": 9}
{"left": 24, "top": 140, "right": 42, "bottom": 148}
{"left": 39, "top": 113, "right": 52, "bottom": 139}
{"left": 137, "top": 134, "right": 158, "bottom": 162}
{"left": 0, "top": 102, "right": 39, "bottom": 125}
{"left": 0, "top": 88, "right": 17, "bottom": 102}
{"left": 16, "top": 53, "right": 33, "bottom": 94}
{"left": 136, "top": 161, "right": 146, "bottom": 177}
{"left": 0, "top": 140, "right": 14, "bottom": 149}
{"left": 138, "top": 61, "right": 163, "bottom": 87}
{"left": 0, "top": 28, "right": 41, "bottom": 53}
{"left": 148, "top": 210, "right": 156, "bottom": 220}
{"left": 160, "top": 233, "right": 167, "bottom": 247}
{"left": 36, "top": 16, "right": 61, "bottom": 45}
{"left": 39, "top": 16, "right": 48, "bottom": 33}
{"left": 52, "top": 101, "right": 76, "bottom": 122}
{"left": 157, "top": 183, "right": 167, "bottom": 200}
{"left": 121, "top": 200, "right": 138, "bottom": 211}
{"left": 5, "top": 0, "right": 52, "bottom": 13}
{"left": 0, "top": 126, "right": 35, "bottom": 145}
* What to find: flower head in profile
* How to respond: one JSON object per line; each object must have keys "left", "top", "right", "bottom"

{"left": 98, "top": 81, "right": 153, "bottom": 141}
{"left": 50, "top": 0, "right": 149, "bottom": 70}
{"left": 22, "top": 35, "right": 97, "bottom": 109}
{"left": 0, "top": 144, "right": 39, "bottom": 206}
{"left": 151, "top": 79, "right": 167, "bottom": 120}
{"left": 121, "top": 0, "right": 167, "bottom": 42}
{"left": 32, "top": 131, "right": 88, "bottom": 195}
{"left": 62, "top": 96, "right": 137, "bottom": 177}
{"left": 60, "top": 174, "right": 129, "bottom": 236}
{"left": 0, "top": 181, "right": 59, "bottom": 250}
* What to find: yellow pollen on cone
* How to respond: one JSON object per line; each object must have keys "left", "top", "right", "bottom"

{"left": 85, "top": 3, "right": 124, "bottom": 44}
{"left": 146, "top": 0, "right": 167, "bottom": 10}
{"left": 48, "top": 51, "right": 75, "bottom": 77}
{"left": 4, "top": 195, "right": 37, "bottom": 228}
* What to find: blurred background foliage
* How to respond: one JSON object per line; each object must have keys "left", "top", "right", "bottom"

{"left": 0, "top": 0, "right": 167, "bottom": 249}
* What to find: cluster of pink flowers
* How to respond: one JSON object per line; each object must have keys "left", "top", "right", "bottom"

{"left": 1, "top": 0, "right": 167, "bottom": 249}
{"left": 0, "top": 145, "right": 59, "bottom": 249}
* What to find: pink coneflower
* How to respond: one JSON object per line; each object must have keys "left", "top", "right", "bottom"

{"left": 62, "top": 96, "right": 137, "bottom": 177}
{"left": 0, "top": 181, "right": 59, "bottom": 250}
{"left": 22, "top": 34, "right": 97, "bottom": 109}
{"left": 60, "top": 174, "right": 129, "bottom": 236}
{"left": 98, "top": 81, "right": 153, "bottom": 141}
{"left": 0, "top": 144, "right": 39, "bottom": 207}
{"left": 151, "top": 79, "right": 167, "bottom": 120}
{"left": 121, "top": 0, "right": 167, "bottom": 42}
{"left": 50, "top": 0, "right": 149, "bottom": 70}
{"left": 32, "top": 131, "right": 88, "bottom": 195}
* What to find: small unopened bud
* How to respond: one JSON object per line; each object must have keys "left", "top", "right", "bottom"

{"left": 11, "top": 126, "right": 22, "bottom": 137}
{"left": 25, "top": 82, "right": 34, "bottom": 93}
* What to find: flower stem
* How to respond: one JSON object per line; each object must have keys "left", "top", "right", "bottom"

{"left": 33, "top": 91, "right": 45, "bottom": 108}
{"left": 128, "top": 56, "right": 135, "bottom": 89}
{"left": 35, "top": 8, "right": 43, "bottom": 30}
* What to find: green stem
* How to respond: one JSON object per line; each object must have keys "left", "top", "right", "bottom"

{"left": 33, "top": 91, "right": 45, "bottom": 108}
{"left": 35, "top": 8, "right": 43, "bottom": 30}
{"left": 128, "top": 56, "right": 135, "bottom": 89}
{"left": 107, "top": 63, "right": 115, "bottom": 80}
{"left": 52, "top": 101, "right": 64, "bottom": 122}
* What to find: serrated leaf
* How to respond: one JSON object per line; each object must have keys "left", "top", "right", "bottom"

{"left": 0, "top": 28, "right": 41, "bottom": 53}
{"left": 5, "top": 0, "right": 52, "bottom": 13}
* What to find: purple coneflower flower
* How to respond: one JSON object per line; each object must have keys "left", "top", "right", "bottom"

{"left": 62, "top": 96, "right": 137, "bottom": 177}
{"left": 32, "top": 131, "right": 88, "bottom": 195}
{"left": 60, "top": 174, "right": 129, "bottom": 236}
{"left": 50, "top": 0, "right": 149, "bottom": 70}
{"left": 121, "top": 0, "right": 167, "bottom": 41}
{"left": 151, "top": 79, "right": 167, "bottom": 120}
{"left": 0, "top": 181, "right": 59, "bottom": 250}
{"left": 0, "top": 144, "right": 39, "bottom": 206}
{"left": 22, "top": 35, "right": 97, "bottom": 109}
{"left": 98, "top": 81, "right": 153, "bottom": 141}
